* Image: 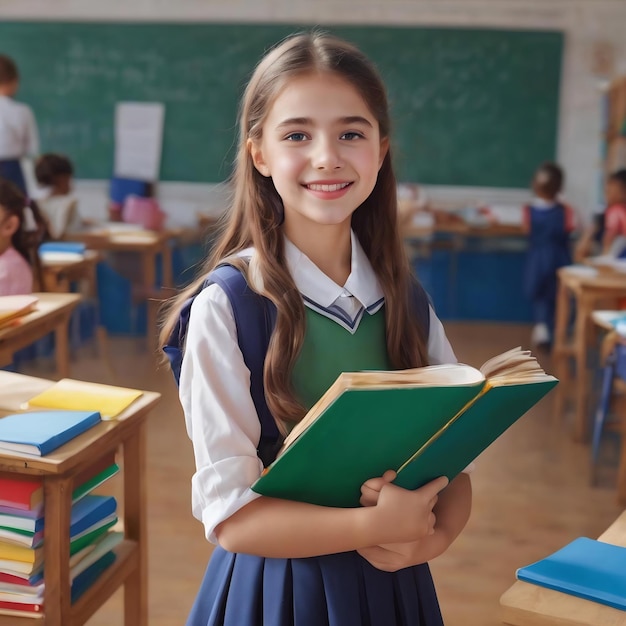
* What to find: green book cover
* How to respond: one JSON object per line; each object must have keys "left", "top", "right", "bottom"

{"left": 252, "top": 357, "right": 557, "bottom": 508}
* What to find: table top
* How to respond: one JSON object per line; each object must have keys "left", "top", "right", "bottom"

{"left": 64, "top": 226, "right": 182, "bottom": 251}
{"left": 41, "top": 250, "right": 100, "bottom": 271}
{"left": 0, "top": 371, "right": 161, "bottom": 476}
{"left": 500, "top": 511, "right": 626, "bottom": 626}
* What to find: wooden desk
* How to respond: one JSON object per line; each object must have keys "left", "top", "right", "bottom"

{"left": 0, "top": 371, "right": 161, "bottom": 626}
{"left": 0, "top": 293, "right": 80, "bottom": 378}
{"left": 553, "top": 266, "right": 626, "bottom": 442}
{"left": 65, "top": 228, "right": 179, "bottom": 291}
{"left": 500, "top": 511, "right": 626, "bottom": 625}
{"left": 41, "top": 251, "right": 100, "bottom": 294}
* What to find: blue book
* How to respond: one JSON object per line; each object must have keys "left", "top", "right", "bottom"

{"left": 69, "top": 495, "right": 117, "bottom": 538}
{"left": 0, "top": 411, "right": 101, "bottom": 457}
{"left": 39, "top": 241, "right": 86, "bottom": 255}
{"left": 516, "top": 537, "right": 626, "bottom": 610}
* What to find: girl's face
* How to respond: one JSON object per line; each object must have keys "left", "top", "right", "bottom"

{"left": 0, "top": 206, "right": 19, "bottom": 245}
{"left": 249, "top": 72, "right": 388, "bottom": 242}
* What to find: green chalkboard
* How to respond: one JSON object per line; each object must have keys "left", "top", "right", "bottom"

{"left": 0, "top": 22, "right": 562, "bottom": 187}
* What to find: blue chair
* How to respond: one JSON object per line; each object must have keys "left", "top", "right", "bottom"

{"left": 590, "top": 334, "right": 626, "bottom": 489}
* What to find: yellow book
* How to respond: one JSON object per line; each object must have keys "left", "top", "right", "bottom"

{"left": 25, "top": 379, "right": 143, "bottom": 420}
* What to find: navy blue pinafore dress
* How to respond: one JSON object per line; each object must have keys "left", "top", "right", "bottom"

{"left": 165, "top": 265, "right": 444, "bottom": 626}
{"left": 523, "top": 203, "right": 572, "bottom": 330}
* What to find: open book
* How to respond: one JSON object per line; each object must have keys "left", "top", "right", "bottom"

{"left": 0, "top": 295, "right": 38, "bottom": 330}
{"left": 252, "top": 347, "right": 557, "bottom": 507}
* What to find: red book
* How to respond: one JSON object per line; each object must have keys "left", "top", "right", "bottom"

{"left": 0, "top": 598, "right": 43, "bottom": 613}
{"left": 0, "top": 451, "right": 116, "bottom": 514}
{"left": 0, "top": 477, "right": 42, "bottom": 512}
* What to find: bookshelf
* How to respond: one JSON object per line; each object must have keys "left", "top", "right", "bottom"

{"left": 0, "top": 371, "right": 161, "bottom": 625}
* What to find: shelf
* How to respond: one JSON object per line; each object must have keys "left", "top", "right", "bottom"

{"left": 0, "top": 541, "right": 138, "bottom": 625}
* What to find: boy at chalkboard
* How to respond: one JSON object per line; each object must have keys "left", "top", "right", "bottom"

{"left": 0, "top": 55, "right": 39, "bottom": 195}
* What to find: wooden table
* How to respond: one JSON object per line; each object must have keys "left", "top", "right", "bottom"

{"left": 553, "top": 266, "right": 626, "bottom": 442}
{"left": 0, "top": 371, "right": 161, "bottom": 626}
{"left": 500, "top": 511, "right": 626, "bottom": 625}
{"left": 41, "top": 251, "right": 100, "bottom": 294}
{"left": 0, "top": 293, "right": 80, "bottom": 378}
{"left": 64, "top": 228, "right": 179, "bottom": 291}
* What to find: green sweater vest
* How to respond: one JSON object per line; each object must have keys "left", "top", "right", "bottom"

{"left": 291, "top": 307, "right": 391, "bottom": 410}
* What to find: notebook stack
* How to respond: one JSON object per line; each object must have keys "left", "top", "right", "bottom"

{"left": 0, "top": 454, "right": 122, "bottom": 619}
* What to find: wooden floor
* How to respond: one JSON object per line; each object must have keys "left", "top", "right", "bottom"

{"left": 20, "top": 321, "right": 624, "bottom": 626}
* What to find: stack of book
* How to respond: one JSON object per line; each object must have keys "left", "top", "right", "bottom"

{"left": 0, "top": 410, "right": 121, "bottom": 619}
{"left": 0, "top": 453, "right": 122, "bottom": 619}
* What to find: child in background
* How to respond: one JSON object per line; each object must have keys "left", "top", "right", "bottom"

{"left": 600, "top": 169, "right": 626, "bottom": 256}
{"left": 161, "top": 32, "right": 470, "bottom": 626}
{"left": 523, "top": 162, "right": 575, "bottom": 348}
{"left": 34, "top": 153, "right": 81, "bottom": 239}
{"left": 0, "top": 178, "right": 34, "bottom": 295}
{"left": 0, "top": 55, "right": 39, "bottom": 195}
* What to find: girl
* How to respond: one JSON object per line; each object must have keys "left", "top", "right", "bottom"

{"left": 0, "top": 55, "right": 39, "bottom": 195}
{"left": 0, "top": 178, "right": 34, "bottom": 295}
{"left": 523, "top": 162, "right": 575, "bottom": 348}
{"left": 34, "top": 153, "right": 81, "bottom": 239}
{"left": 161, "top": 33, "right": 471, "bottom": 626}
{"left": 601, "top": 168, "right": 626, "bottom": 256}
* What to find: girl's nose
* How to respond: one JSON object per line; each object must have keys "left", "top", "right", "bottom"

{"left": 312, "top": 138, "right": 343, "bottom": 170}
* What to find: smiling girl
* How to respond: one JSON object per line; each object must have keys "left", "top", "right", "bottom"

{"left": 161, "top": 32, "right": 471, "bottom": 626}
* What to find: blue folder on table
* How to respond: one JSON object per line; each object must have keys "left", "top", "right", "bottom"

{"left": 516, "top": 537, "right": 626, "bottom": 611}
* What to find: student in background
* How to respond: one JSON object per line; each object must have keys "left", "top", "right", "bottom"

{"left": 0, "top": 55, "right": 39, "bottom": 195}
{"left": 523, "top": 161, "right": 575, "bottom": 349}
{"left": 574, "top": 169, "right": 626, "bottom": 261}
{"left": 161, "top": 32, "right": 470, "bottom": 626}
{"left": 0, "top": 178, "right": 34, "bottom": 295}
{"left": 35, "top": 153, "right": 81, "bottom": 239}
{"left": 600, "top": 168, "right": 626, "bottom": 256}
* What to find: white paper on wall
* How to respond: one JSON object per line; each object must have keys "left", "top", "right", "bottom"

{"left": 114, "top": 102, "right": 165, "bottom": 181}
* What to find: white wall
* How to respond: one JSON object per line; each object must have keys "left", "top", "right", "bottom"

{"left": 3, "top": 0, "right": 626, "bottom": 224}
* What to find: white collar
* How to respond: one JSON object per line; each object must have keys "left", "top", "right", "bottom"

{"left": 283, "top": 230, "right": 384, "bottom": 312}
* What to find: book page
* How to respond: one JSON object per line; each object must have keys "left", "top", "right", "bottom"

{"left": 480, "top": 347, "right": 556, "bottom": 385}
{"left": 281, "top": 363, "right": 484, "bottom": 450}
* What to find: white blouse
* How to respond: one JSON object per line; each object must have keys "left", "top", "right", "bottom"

{"left": 0, "top": 96, "right": 39, "bottom": 160}
{"left": 179, "top": 233, "right": 457, "bottom": 543}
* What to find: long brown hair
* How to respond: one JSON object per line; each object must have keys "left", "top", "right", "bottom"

{"left": 160, "top": 32, "right": 428, "bottom": 432}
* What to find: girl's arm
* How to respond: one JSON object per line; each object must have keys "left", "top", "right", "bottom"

{"left": 216, "top": 476, "right": 448, "bottom": 557}
{"left": 357, "top": 471, "right": 472, "bottom": 571}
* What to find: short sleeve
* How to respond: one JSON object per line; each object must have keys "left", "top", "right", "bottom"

{"left": 179, "top": 284, "right": 264, "bottom": 543}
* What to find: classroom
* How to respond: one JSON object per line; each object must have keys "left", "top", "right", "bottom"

{"left": 1, "top": 1, "right": 626, "bottom": 625}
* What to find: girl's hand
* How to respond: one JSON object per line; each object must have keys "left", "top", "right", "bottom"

{"left": 360, "top": 469, "right": 397, "bottom": 506}
{"left": 366, "top": 475, "right": 448, "bottom": 545}
{"left": 358, "top": 536, "right": 434, "bottom": 572}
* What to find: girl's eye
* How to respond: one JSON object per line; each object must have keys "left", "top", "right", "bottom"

{"left": 341, "top": 132, "right": 364, "bottom": 140}
{"left": 285, "top": 133, "right": 308, "bottom": 142}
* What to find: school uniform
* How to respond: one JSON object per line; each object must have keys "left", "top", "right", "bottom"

{"left": 0, "top": 246, "right": 33, "bottom": 295}
{"left": 523, "top": 199, "right": 574, "bottom": 342}
{"left": 0, "top": 95, "right": 39, "bottom": 194}
{"left": 179, "top": 232, "right": 457, "bottom": 626}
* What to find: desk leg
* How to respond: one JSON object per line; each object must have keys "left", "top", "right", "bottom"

{"left": 55, "top": 314, "right": 71, "bottom": 379}
{"left": 574, "top": 296, "right": 593, "bottom": 443}
{"left": 123, "top": 422, "right": 148, "bottom": 626}
{"left": 142, "top": 252, "right": 156, "bottom": 292}
{"left": 553, "top": 279, "right": 570, "bottom": 419}
{"left": 43, "top": 475, "right": 72, "bottom": 626}
{"left": 161, "top": 243, "right": 173, "bottom": 289}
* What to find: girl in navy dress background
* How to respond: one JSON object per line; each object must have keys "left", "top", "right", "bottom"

{"left": 161, "top": 32, "right": 472, "bottom": 626}
{"left": 523, "top": 162, "right": 576, "bottom": 349}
